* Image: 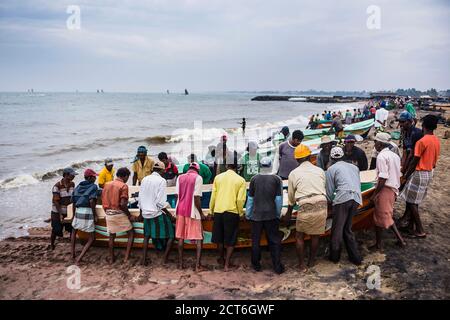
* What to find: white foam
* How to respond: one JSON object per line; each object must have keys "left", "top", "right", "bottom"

{"left": 0, "top": 174, "right": 40, "bottom": 189}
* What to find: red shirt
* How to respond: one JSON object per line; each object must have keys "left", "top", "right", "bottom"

{"left": 102, "top": 179, "right": 129, "bottom": 210}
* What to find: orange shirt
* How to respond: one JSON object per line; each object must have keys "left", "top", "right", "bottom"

{"left": 102, "top": 179, "right": 129, "bottom": 210}
{"left": 414, "top": 134, "right": 440, "bottom": 171}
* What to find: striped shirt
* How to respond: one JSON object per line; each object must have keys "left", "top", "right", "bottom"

{"left": 52, "top": 180, "right": 75, "bottom": 215}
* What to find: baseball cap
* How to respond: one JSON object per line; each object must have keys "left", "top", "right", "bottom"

{"left": 344, "top": 134, "right": 357, "bottom": 143}
{"left": 84, "top": 168, "right": 98, "bottom": 177}
{"left": 153, "top": 160, "right": 166, "bottom": 171}
{"left": 330, "top": 147, "right": 344, "bottom": 159}
{"left": 63, "top": 167, "right": 78, "bottom": 176}
{"left": 189, "top": 162, "right": 200, "bottom": 172}
{"left": 398, "top": 111, "right": 413, "bottom": 122}
{"left": 105, "top": 158, "right": 114, "bottom": 166}
{"left": 137, "top": 146, "right": 148, "bottom": 154}
{"left": 294, "top": 144, "right": 311, "bottom": 159}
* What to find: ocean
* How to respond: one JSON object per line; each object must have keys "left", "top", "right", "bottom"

{"left": 0, "top": 92, "right": 364, "bottom": 239}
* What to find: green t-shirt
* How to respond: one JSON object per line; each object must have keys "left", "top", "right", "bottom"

{"left": 240, "top": 152, "right": 261, "bottom": 182}
{"left": 182, "top": 163, "right": 212, "bottom": 184}
{"left": 406, "top": 103, "right": 416, "bottom": 118}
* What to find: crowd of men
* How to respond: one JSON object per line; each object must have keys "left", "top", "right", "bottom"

{"left": 50, "top": 100, "right": 441, "bottom": 274}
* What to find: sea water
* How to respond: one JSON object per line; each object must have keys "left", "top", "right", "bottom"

{"left": 0, "top": 92, "right": 364, "bottom": 239}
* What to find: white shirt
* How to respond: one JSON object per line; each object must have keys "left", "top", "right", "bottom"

{"left": 376, "top": 147, "right": 401, "bottom": 194}
{"left": 138, "top": 172, "right": 167, "bottom": 219}
{"left": 374, "top": 108, "right": 389, "bottom": 128}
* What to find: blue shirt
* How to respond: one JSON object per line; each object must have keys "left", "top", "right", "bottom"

{"left": 325, "top": 161, "right": 362, "bottom": 206}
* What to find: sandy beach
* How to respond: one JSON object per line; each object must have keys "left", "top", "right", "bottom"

{"left": 1, "top": 110, "right": 449, "bottom": 300}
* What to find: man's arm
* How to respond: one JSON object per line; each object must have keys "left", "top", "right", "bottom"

{"left": 132, "top": 172, "right": 138, "bottom": 186}
{"left": 209, "top": 179, "right": 217, "bottom": 213}
{"left": 236, "top": 180, "right": 247, "bottom": 215}
{"left": 271, "top": 145, "right": 281, "bottom": 175}
{"left": 325, "top": 171, "right": 334, "bottom": 202}
{"left": 360, "top": 150, "right": 368, "bottom": 171}
{"left": 194, "top": 196, "right": 205, "bottom": 220}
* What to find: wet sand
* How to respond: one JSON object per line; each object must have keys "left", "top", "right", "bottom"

{"left": 1, "top": 111, "right": 449, "bottom": 300}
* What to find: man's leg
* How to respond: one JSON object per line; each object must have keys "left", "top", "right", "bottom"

{"left": 265, "top": 220, "right": 283, "bottom": 274}
{"left": 390, "top": 223, "right": 406, "bottom": 247}
{"left": 342, "top": 201, "right": 362, "bottom": 265}
{"left": 177, "top": 238, "right": 184, "bottom": 269}
{"left": 142, "top": 235, "right": 150, "bottom": 266}
{"left": 251, "top": 221, "right": 263, "bottom": 271}
{"left": 308, "top": 235, "right": 320, "bottom": 268}
{"left": 163, "top": 238, "right": 174, "bottom": 264}
{"left": 409, "top": 203, "right": 426, "bottom": 236}
{"left": 70, "top": 229, "right": 77, "bottom": 260}
{"left": 195, "top": 240, "right": 205, "bottom": 272}
{"left": 224, "top": 246, "right": 235, "bottom": 272}
{"left": 76, "top": 232, "right": 95, "bottom": 264}
{"left": 124, "top": 229, "right": 134, "bottom": 262}
{"left": 295, "top": 232, "right": 307, "bottom": 271}
{"left": 329, "top": 203, "right": 346, "bottom": 263}
{"left": 108, "top": 233, "right": 116, "bottom": 264}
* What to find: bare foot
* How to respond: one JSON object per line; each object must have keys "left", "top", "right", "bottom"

{"left": 368, "top": 244, "right": 383, "bottom": 252}
{"left": 298, "top": 264, "right": 308, "bottom": 272}
{"left": 142, "top": 258, "right": 150, "bottom": 266}
{"left": 396, "top": 240, "right": 407, "bottom": 248}
{"left": 108, "top": 256, "right": 116, "bottom": 264}
{"left": 178, "top": 262, "right": 185, "bottom": 270}
{"left": 195, "top": 264, "right": 208, "bottom": 272}
{"left": 217, "top": 257, "right": 225, "bottom": 265}
{"left": 307, "top": 260, "right": 317, "bottom": 268}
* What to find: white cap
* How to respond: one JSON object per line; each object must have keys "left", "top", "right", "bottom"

{"left": 330, "top": 146, "right": 344, "bottom": 159}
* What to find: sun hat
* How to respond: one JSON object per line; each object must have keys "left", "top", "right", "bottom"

{"left": 294, "top": 144, "right": 311, "bottom": 159}
{"left": 330, "top": 146, "right": 344, "bottom": 159}
{"left": 374, "top": 132, "right": 391, "bottom": 143}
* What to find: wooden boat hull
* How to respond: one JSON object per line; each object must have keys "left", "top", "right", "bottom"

{"left": 75, "top": 177, "right": 376, "bottom": 249}
{"left": 302, "top": 119, "right": 374, "bottom": 141}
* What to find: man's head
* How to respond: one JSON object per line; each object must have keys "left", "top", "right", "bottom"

{"left": 137, "top": 146, "right": 148, "bottom": 160}
{"left": 281, "top": 126, "right": 290, "bottom": 137}
{"left": 105, "top": 158, "right": 114, "bottom": 171}
{"left": 158, "top": 152, "right": 169, "bottom": 166}
{"left": 247, "top": 141, "right": 258, "bottom": 155}
{"left": 188, "top": 162, "right": 200, "bottom": 173}
{"left": 62, "top": 167, "right": 77, "bottom": 181}
{"left": 187, "top": 153, "right": 198, "bottom": 163}
{"left": 153, "top": 160, "right": 166, "bottom": 175}
{"left": 221, "top": 134, "right": 228, "bottom": 143}
{"left": 84, "top": 168, "right": 98, "bottom": 183}
{"left": 330, "top": 146, "right": 344, "bottom": 161}
{"left": 374, "top": 132, "right": 391, "bottom": 152}
{"left": 226, "top": 152, "right": 238, "bottom": 171}
{"left": 116, "top": 167, "right": 131, "bottom": 183}
{"left": 291, "top": 130, "right": 304, "bottom": 147}
{"left": 398, "top": 111, "right": 414, "bottom": 130}
{"left": 421, "top": 114, "right": 439, "bottom": 132}
{"left": 320, "top": 135, "right": 335, "bottom": 154}
{"left": 294, "top": 144, "right": 311, "bottom": 164}
{"left": 344, "top": 134, "right": 356, "bottom": 153}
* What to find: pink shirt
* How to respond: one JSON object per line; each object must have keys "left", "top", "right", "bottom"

{"left": 376, "top": 147, "right": 401, "bottom": 194}
{"left": 175, "top": 170, "right": 203, "bottom": 219}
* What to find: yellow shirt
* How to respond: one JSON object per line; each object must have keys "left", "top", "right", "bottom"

{"left": 132, "top": 156, "right": 155, "bottom": 183}
{"left": 98, "top": 167, "right": 115, "bottom": 188}
{"left": 209, "top": 169, "right": 246, "bottom": 215}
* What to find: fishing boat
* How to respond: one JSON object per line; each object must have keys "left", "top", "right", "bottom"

{"left": 71, "top": 170, "right": 376, "bottom": 249}
{"left": 302, "top": 118, "right": 374, "bottom": 141}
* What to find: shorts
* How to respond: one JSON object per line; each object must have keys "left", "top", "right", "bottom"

{"left": 51, "top": 212, "right": 72, "bottom": 237}
{"left": 211, "top": 212, "right": 240, "bottom": 247}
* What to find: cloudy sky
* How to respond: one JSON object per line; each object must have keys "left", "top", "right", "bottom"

{"left": 0, "top": 0, "right": 449, "bottom": 92}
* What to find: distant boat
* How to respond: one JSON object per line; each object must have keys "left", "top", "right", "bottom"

{"left": 184, "top": 89, "right": 189, "bottom": 95}
{"left": 167, "top": 89, "right": 170, "bottom": 94}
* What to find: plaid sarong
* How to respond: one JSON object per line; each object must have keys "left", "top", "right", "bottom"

{"left": 72, "top": 207, "right": 95, "bottom": 233}
{"left": 400, "top": 170, "right": 433, "bottom": 204}
{"left": 143, "top": 213, "right": 174, "bottom": 239}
